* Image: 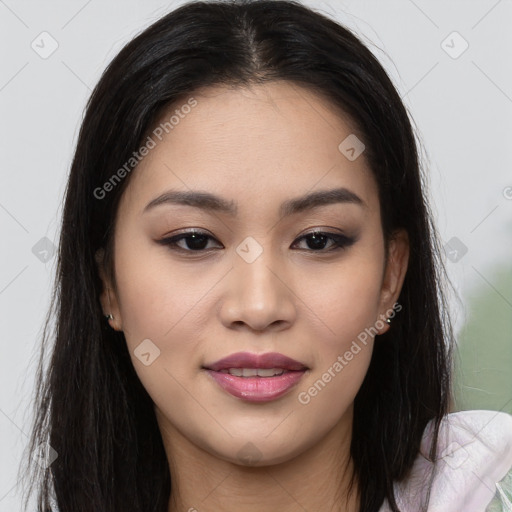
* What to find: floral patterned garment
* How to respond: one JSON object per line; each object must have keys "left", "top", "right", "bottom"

{"left": 378, "top": 409, "right": 512, "bottom": 511}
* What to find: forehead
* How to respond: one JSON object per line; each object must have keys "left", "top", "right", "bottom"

{"left": 119, "top": 81, "right": 379, "bottom": 218}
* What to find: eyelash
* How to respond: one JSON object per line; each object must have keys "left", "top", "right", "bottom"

{"left": 156, "top": 229, "right": 355, "bottom": 254}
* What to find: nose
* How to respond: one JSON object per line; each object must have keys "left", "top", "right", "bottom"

{"left": 219, "top": 247, "right": 296, "bottom": 333}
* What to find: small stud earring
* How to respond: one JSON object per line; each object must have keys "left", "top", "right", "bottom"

{"left": 105, "top": 287, "right": 115, "bottom": 323}
{"left": 386, "top": 317, "right": 391, "bottom": 325}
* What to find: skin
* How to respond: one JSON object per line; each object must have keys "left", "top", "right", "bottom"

{"left": 97, "top": 81, "right": 409, "bottom": 512}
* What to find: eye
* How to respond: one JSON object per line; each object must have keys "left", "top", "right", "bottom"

{"left": 157, "top": 228, "right": 355, "bottom": 254}
{"left": 291, "top": 230, "right": 355, "bottom": 252}
{"left": 157, "top": 229, "right": 222, "bottom": 252}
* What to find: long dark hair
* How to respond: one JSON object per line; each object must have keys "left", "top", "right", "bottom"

{"left": 20, "top": 1, "right": 455, "bottom": 511}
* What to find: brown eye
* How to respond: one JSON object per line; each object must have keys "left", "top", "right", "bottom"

{"left": 157, "top": 230, "right": 222, "bottom": 252}
{"left": 292, "top": 231, "right": 355, "bottom": 252}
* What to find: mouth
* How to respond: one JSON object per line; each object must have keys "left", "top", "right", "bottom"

{"left": 202, "top": 351, "right": 308, "bottom": 402}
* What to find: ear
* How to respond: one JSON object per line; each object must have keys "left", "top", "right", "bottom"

{"left": 376, "top": 229, "right": 409, "bottom": 334}
{"left": 95, "top": 248, "right": 123, "bottom": 331}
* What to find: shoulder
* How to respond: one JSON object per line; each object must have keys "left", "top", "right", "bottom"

{"left": 379, "top": 410, "right": 512, "bottom": 512}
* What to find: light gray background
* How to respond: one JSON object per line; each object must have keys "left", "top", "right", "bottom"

{"left": 1, "top": 0, "right": 511, "bottom": 509}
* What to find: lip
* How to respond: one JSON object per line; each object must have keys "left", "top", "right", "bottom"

{"left": 204, "top": 351, "right": 308, "bottom": 372}
{"left": 203, "top": 351, "right": 308, "bottom": 402}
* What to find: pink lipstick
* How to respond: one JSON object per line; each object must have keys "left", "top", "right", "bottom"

{"left": 203, "top": 352, "right": 308, "bottom": 402}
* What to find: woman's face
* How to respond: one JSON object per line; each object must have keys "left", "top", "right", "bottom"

{"left": 98, "top": 81, "right": 409, "bottom": 467}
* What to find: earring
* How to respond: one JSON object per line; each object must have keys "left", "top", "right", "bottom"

{"left": 386, "top": 317, "right": 391, "bottom": 325}
{"left": 105, "top": 287, "right": 115, "bottom": 324}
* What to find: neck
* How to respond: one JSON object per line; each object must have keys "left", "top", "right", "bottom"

{"left": 158, "top": 408, "right": 360, "bottom": 512}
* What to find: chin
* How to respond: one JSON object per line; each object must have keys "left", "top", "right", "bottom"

{"left": 201, "top": 430, "right": 314, "bottom": 468}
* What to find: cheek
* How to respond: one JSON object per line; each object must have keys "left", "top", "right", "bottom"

{"left": 112, "top": 248, "right": 211, "bottom": 416}
{"left": 292, "top": 284, "right": 380, "bottom": 439}
{"left": 113, "top": 226, "right": 206, "bottom": 335}
{"left": 299, "top": 244, "right": 385, "bottom": 350}
{"left": 292, "top": 242, "right": 384, "bottom": 412}
{"left": 112, "top": 235, "right": 211, "bottom": 377}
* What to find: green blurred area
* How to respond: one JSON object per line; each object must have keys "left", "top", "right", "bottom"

{"left": 452, "top": 262, "right": 512, "bottom": 415}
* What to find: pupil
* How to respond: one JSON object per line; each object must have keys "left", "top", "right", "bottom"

{"left": 187, "top": 234, "right": 208, "bottom": 250}
{"left": 308, "top": 233, "right": 327, "bottom": 250}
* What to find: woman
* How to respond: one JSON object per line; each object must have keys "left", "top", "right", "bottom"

{"left": 20, "top": 1, "right": 512, "bottom": 511}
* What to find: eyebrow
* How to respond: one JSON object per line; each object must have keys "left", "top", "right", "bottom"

{"left": 143, "top": 187, "right": 366, "bottom": 217}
